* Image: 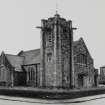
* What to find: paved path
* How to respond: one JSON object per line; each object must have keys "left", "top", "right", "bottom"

{"left": 0, "top": 94, "right": 105, "bottom": 105}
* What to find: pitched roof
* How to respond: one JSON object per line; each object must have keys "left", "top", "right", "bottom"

{"left": 18, "top": 49, "right": 40, "bottom": 65}
{"left": 18, "top": 41, "right": 80, "bottom": 65}
{"left": 73, "top": 40, "right": 79, "bottom": 47}
{"left": 76, "top": 37, "right": 93, "bottom": 59}
{"left": 18, "top": 41, "right": 82, "bottom": 65}
{"left": 6, "top": 54, "right": 24, "bottom": 72}
{"left": 1, "top": 38, "right": 92, "bottom": 70}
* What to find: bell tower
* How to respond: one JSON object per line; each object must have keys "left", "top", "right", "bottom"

{"left": 37, "top": 13, "right": 76, "bottom": 89}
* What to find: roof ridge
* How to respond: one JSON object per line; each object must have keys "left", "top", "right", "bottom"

{"left": 6, "top": 54, "right": 20, "bottom": 56}
{"left": 6, "top": 54, "right": 24, "bottom": 58}
{"left": 23, "top": 48, "right": 40, "bottom": 53}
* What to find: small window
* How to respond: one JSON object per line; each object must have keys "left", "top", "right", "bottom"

{"left": 28, "top": 67, "right": 34, "bottom": 81}
{"left": 47, "top": 53, "right": 52, "bottom": 62}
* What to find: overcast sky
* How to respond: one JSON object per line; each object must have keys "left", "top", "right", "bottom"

{"left": 0, "top": 0, "right": 104, "bottom": 69}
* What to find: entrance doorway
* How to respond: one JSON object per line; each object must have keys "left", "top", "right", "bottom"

{"left": 78, "top": 74, "right": 84, "bottom": 88}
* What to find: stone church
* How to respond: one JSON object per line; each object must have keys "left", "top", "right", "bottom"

{"left": 0, "top": 13, "right": 98, "bottom": 89}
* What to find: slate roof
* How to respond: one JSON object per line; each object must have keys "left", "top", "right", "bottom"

{"left": 73, "top": 40, "right": 79, "bottom": 47}
{"left": 73, "top": 37, "right": 93, "bottom": 59}
{"left": 18, "top": 49, "right": 40, "bottom": 65}
{"left": 18, "top": 41, "right": 80, "bottom": 66}
{"left": 6, "top": 54, "right": 24, "bottom": 72}
{"left": 1, "top": 38, "right": 92, "bottom": 72}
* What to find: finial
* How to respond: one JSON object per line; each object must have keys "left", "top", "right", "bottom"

{"left": 56, "top": 0, "right": 58, "bottom": 14}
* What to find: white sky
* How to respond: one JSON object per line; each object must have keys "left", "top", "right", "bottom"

{"left": 0, "top": 0, "right": 104, "bottom": 69}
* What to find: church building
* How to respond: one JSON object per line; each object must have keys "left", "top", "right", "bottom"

{"left": 0, "top": 13, "right": 98, "bottom": 89}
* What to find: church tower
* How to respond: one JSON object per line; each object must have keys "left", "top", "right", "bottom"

{"left": 39, "top": 13, "right": 75, "bottom": 89}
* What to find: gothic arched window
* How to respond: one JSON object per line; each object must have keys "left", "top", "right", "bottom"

{"left": 76, "top": 54, "right": 87, "bottom": 65}
{"left": 28, "top": 67, "right": 34, "bottom": 81}
{"left": 47, "top": 53, "right": 52, "bottom": 62}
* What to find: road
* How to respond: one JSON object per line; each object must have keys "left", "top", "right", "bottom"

{"left": 0, "top": 94, "right": 105, "bottom": 105}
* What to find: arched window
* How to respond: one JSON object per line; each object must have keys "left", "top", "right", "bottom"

{"left": 28, "top": 67, "right": 34, "bottom": 81}
{"left": 47, "top": 53, "right": 52, "bottom": 62}
{"left": 76, "top": 54, "right": 87, "bottom": 65}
